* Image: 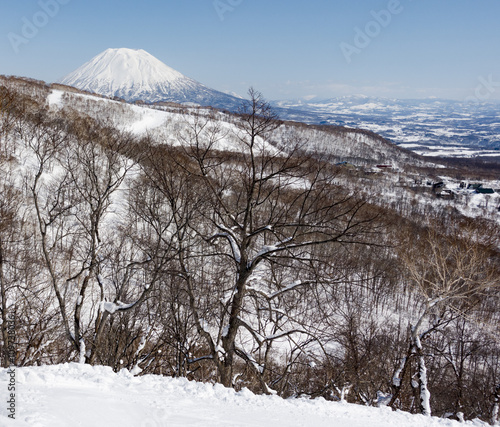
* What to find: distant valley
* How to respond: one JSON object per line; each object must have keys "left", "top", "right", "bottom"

{"left": 274, "top": 97, "right": 500, "bottom": 158}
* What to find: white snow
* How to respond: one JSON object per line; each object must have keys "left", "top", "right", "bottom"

{"left": 0, "top": 363, "right": 487, "bottom": 427}
{"left": 46, "top": 90, "right": 64, "bottom": 108}
{"left": 59, "top": 48, "right": 186, "bottom": 95}
{"left": 57, "top": 48, "right": 239, "bottom": 107}
{"left": 100, "top": 301, "right": 134, "bottom": 314}
{"left": 126, "top": 105, "right": 167, "bottom": 134}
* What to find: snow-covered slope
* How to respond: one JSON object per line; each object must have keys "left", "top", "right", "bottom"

{"left": 58, "top": 48, "right": 242, "bottom": 109}
{"left": 45, "top": 86, "right": 419, "bottom": 167}
{"left": 0, "top": 363, "right": 487, "bottom": 427}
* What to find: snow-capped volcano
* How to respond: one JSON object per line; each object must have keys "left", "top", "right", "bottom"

{"left": 58, "top": 48, "right": 242, "bottom": 109}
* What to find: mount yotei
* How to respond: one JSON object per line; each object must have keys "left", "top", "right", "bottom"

{"left": 59, "top": 48, "right": 243, "bottom": 109}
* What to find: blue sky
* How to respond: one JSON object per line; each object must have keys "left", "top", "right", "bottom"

{"left": 1, "top": 0, "right": 500, "bottom": 101}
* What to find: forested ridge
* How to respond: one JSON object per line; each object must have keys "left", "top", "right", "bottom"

{"left": 1, "top": 76, "right": 499, "bottom": 424}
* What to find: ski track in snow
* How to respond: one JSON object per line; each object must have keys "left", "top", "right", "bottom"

{"left": 0, "top": 364, "right": 488, "bottom": 427}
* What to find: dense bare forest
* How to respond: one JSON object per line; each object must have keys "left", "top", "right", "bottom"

{"left": 1, "top": 77, "right": 500, "bottom": 424}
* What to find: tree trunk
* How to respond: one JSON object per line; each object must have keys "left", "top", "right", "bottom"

{"left": 411, "top": 317, "right": 431, "bottom": 416}
{"left": 219, "top": 360, "right": 233, "bottom": 388}
{"left": 389, "top": 347, "right": 411, "bottom": 408}
{"left": 416, "top": 348, "right": 431, "bottom": 416}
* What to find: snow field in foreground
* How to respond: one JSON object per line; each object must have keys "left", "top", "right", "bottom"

{"left": 0, "top": 364, "right": 488, "bottom": 427}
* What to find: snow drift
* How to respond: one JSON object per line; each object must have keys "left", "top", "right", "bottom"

{"left": 0, "top": 364, "right": 488, "bottom": 427}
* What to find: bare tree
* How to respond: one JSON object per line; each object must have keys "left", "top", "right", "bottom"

{"left": 390, "top": 224, "right": 500, "bottom": 416}
{"left": 61, "top": 116, "right": 138, "bottom": 364}
{"left": 24, "top": 111, "right": 162, "bottom": 364}
{"left": 166, "top": 89, "right": 379, "bottom": 390}
{"left": 0, "top": 90, "right": 58, "bottom": 367}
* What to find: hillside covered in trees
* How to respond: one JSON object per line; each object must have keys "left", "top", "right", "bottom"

{"left": 1, "top": 76, "right": 500, "bottom": 424}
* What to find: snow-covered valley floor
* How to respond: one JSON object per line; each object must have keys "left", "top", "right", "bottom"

{"left": 0, "top": 364, "right": 488, "bottom": 427}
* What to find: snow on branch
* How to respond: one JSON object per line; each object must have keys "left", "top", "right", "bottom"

{"left": 100, "top": 300, "right": 135, "bottom": 314}
{"left": 210, "top": 224, "right": 241, "bottom": 263}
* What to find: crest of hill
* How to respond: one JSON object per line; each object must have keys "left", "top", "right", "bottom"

{"left": 1, "top": 74, "right": 423, "bottom": 167}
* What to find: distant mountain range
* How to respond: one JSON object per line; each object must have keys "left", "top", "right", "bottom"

{"left": 59, "top": 48, "right": 500, "bottom": 158}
